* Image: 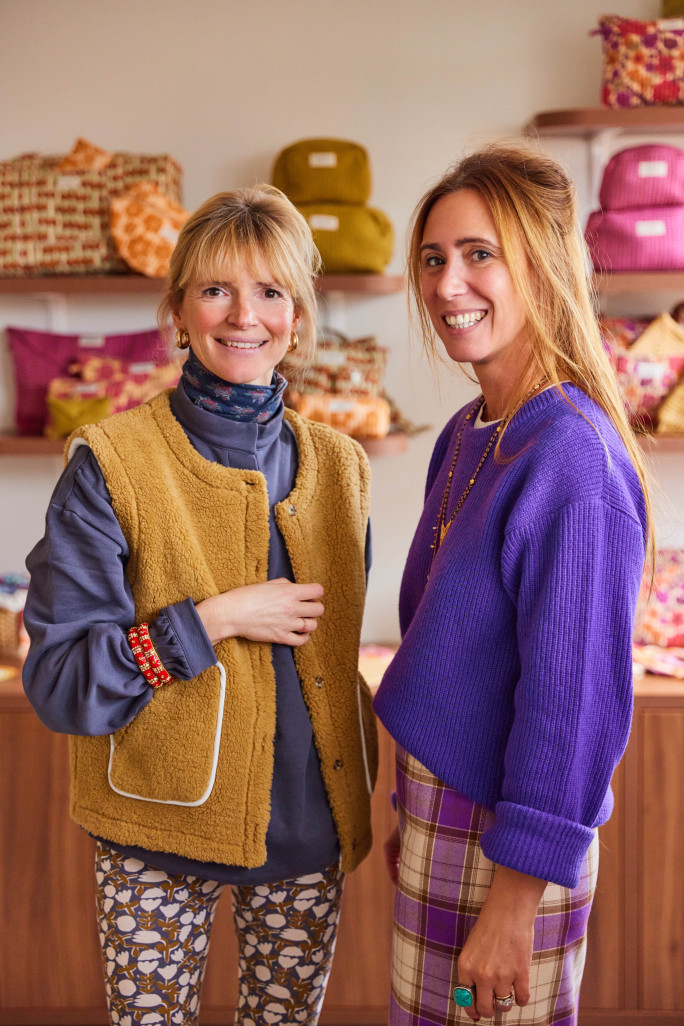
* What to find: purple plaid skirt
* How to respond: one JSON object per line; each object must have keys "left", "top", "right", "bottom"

{"left": 390, "top": 747, "right": 599, "bottom": 1026}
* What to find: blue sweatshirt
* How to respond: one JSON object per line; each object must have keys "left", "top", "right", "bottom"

{"left": 374, "top": 385, "right": 646, "bottom": 888}
{"left": 23, "top": 381, "right": 372, "bottom": 884}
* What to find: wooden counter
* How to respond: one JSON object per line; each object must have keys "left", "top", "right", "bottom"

{"left": 2, "top": 665, "right": 683, "bottom": 1024}
{"left": 0, "top": 659, "right": 396, "bottom": 1025}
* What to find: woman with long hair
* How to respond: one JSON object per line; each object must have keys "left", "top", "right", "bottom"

{"left": 374, "top": 144, "right": 650, "bottom": 1025}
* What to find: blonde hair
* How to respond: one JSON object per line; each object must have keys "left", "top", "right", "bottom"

{"left": 159, "top": 184, "right": 321, "bottom": 362}
{"left": 408, "top": 142, "right": 653, "bottom": 563}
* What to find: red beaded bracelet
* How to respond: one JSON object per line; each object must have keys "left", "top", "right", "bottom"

{"left": 136, "top": 623, "right": 172, "bottom": 685}
{"left": 127, "top": 623, "right": 172, "bottom": 688}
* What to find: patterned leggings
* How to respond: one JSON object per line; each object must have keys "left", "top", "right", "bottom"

{"left": 95, "top": 841, "right": 344, "bottom": 1026}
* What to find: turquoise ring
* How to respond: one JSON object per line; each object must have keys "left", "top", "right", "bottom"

{"left": 453, "top": 984, "right": 475, "bottom": 1008}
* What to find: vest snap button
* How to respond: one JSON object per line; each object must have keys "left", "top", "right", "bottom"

{"left": 288, "top": 504, "right": 297, "bottom": 515}
{"left": 333, "top": 759, "right": 343, "bottom": 770}
{"left": 314, "top": 677, "right": 323, "bottom": 688}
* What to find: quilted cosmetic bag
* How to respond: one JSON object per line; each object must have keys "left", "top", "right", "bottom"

{"left": 599, "top": 144, "right": 684, "bottom": 209}
{"left": 585, "top": 206, "right": 684, "bottom": 271}
{"left": 600, "top": 314, "right": 652, "bottom": 350}
{"left": 45, "top": 355, "right": 183, "bottom": 438}
{"left": 627, "top": 310, "right": 684, "bottom": 356}
{"left": 611, "top": 312, "right": 684, "bottom": 425}
{"left": 0, "top": 146, "right": 182, "bottom": 275}
{"left": 298, "top": 203, "right": 393, "bottom": 274}
{"left": 6, "top": 326, "right": 169, "bottom": 435}
{"left": 614, "top": 350, "right": 684, "bottom": 425}
{"left": 272, "top": 139, "right": 371, "bottom": 205}
{"left": 594, "top": 15, "right": 684, "bottom": 107}
{"left": 634, "top": 549, "right": 684, "bottom": 647}
{"left": 281, "top": 330, "right": 388, "bottom": 397}
{"left": 110, "top": 182, "right": 189, "bottom": 278}
{"left": 289, "top": 392, "right": 391, "bottom": 438}
{"left": 657, "top": 376, "right": 684, "bottom": 431}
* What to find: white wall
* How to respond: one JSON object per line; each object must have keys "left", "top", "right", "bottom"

{"left": 1, "top": 0, "right": 677, "bottom": 643}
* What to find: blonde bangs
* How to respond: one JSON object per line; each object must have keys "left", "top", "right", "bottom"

{"left": 159, "top": 186, "right": 320, "bottom": 361}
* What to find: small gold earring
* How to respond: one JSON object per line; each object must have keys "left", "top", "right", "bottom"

{"left": 175, "top": 330, "right": 190, "bottom": 350}
{"left": 287, "top": 331, "right": 299, "bottom": 353}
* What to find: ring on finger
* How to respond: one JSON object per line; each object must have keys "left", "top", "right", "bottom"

{"left": 493, "top": 991, "right": 515, "bottom": 1011}
{"left": 453, "top": 984, "right": 476, "bottom": 1008}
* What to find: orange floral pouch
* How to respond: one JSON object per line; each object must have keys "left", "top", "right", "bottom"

{"left": 110, "top": 182, "right": 189, "bottom": 277}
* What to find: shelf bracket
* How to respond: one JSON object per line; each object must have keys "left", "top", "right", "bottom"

{"left": 317, "top": 291, "right": 348, "bottom": 335}
{"left": 22, "top": 291, "right": 69, "bottom": 332}
{"left": 588, "top": 129, "right": 620, "bottom": 203}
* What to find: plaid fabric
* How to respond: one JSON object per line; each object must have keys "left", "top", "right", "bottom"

{"left": 391, "top": 748, "right": 599, "bottom": 1026}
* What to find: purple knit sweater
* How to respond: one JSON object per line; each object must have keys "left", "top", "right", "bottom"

{"left": 373, "top": 385, "right": 647, "bottom": 888}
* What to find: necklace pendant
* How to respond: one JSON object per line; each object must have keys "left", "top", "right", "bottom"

{"left": 439, "top": 522, "right": 447, "bottom": 544}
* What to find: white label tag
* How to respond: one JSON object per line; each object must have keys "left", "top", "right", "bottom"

{"left": 308, "top": 151, "right": 338, "bottom": 168}
{"left": 316, "top": 351, "right": 347, "bottom": 367}
{"left": 78, "top": 335, "right": 106, "bottom": 348}
{"left": 635, "top": 220, "right": 667, "bottom": 237}
{"left": 73, "top": 383, "right": 101, "bottom": 395}
{"left": 635, "top": 360, "right": 668, "bottom": 379}
{"left": 328, "top": 399, "right": 354, "bottom": 412}
{"left": 57, "top": 174, "right": 82, "bottom": 190}
{"left": 129, "top": 362, "right": 155, "bottom": 374}
{"left": 309, "top": 214, "right": 339, "bottom": 232}
{"left": 158, "top": 223, "right": 179, "bottom": 244}
{"left": 658, "top": 18, "right": 684, "bottom": 29}
{"left": 638, "top": 160, "right": 669, "bottom": 178}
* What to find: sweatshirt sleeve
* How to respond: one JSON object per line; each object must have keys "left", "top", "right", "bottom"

{"left": 22, "top": 446, "right": 216, "bottom": 737}
{"left": 480, "top": 498, "right": 645, "bottom": 887}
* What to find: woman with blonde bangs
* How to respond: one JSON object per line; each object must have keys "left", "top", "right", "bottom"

{"left": 23, "top": 185, "right": 377, "bottom": 1026}
{"left": 374, "top": 144, "right": 650, "bottom": 1025}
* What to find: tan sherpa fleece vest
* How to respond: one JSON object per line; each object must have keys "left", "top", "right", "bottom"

{"left": 66, "top": 392, "right": 377, "bottom": 873}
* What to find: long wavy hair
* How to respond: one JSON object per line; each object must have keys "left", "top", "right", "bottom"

{"left": 407, "top": 142, "right": 653, "bottom": 564}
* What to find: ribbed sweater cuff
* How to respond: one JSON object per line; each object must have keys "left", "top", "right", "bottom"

{"left": 480, "top": 801, "right": 595, "bottom": 889}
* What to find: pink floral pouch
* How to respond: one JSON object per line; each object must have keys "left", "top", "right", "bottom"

{"left": 594, "top": 15, "right": 684, "bottom": 107}
{"left": 634, "top": 549, "right": 684, "bottom": 648}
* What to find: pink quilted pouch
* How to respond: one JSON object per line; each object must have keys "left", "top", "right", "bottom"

{"left": 7, "top": 326, "right": 168, "bottom": 435}
{"left": 634, "top": 549, "right": 684, "bottom": 648}
{"left": 586, "top": 206, "right": 684, "bottom": 272}
{"left": 599, "top": 144, "right": 684, "bottom": 209}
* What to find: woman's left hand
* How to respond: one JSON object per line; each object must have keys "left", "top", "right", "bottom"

{"left": 456, "top": 865, "right": 546, "bottom": 1021}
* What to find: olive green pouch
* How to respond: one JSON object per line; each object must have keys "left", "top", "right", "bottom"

{"left": 273, "top": 138, "right": 371, "bottom": 205}
{"left": 299, "top": 202, "right": 394, "bottom": 274}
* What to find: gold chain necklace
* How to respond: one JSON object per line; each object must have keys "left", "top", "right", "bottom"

{"left": 429, "top": 377, "right": 548, "bottom": 569}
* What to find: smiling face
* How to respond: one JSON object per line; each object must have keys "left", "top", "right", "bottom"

{"left": 173, "top": 259, "right": 301, "bottom": 387}
{"left": 420, "top": 189, "right": 531, "bottom": 380}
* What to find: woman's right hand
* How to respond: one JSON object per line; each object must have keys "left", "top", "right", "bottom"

{"left": 384, "top": 824, "right": 401, "bottom": 885}
{"left": 195, "top": 578, "right": 324, "bottom": 647}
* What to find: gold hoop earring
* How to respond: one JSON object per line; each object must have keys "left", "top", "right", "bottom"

{"left": 287, "top": 331, "right": 299, "bottom": 353}
{"left": 175, "top": 330, "right": 190, "bottom": 350}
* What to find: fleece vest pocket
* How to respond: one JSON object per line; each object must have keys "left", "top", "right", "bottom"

{"left": 108, "top": 662, "right": 226, "bottom": 806}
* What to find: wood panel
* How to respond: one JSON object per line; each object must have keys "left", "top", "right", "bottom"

{"left": 640, "top": 709, "right": 684, "bottom": 1010}
{"left": 199, "top": 722, "right": 396, "bottom": 1019}
{"left": 0, "top": 710, "right": 104, "bottom": 1013}
{"left": 579, "top": 761, "right": 625, "bottom": 1011}
{"left": 0, "top": 697, "right": 396, "bottom": 1024}
{"left": 4, "top": 680, "right": 684, "bottom": 1023}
